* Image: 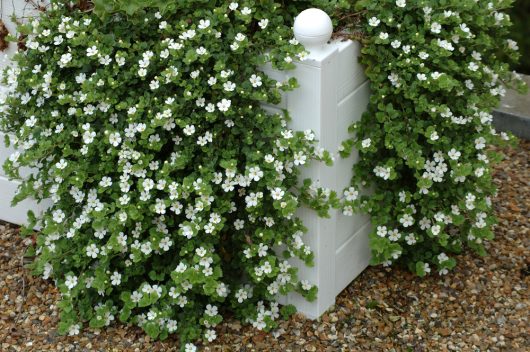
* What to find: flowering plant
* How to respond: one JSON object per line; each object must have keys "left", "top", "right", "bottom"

{"left": 0, "top": 0, "right": 334, "bottom": 348}
{"left": 337, "top": 0, "right": 527, "bottom": 276}
{"left": 0, "top": 0, "right": 526, "bottom": 349}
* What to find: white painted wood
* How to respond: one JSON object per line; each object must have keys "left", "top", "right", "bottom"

{"left": 263, "top": 37, "right": 371, "bottom": 319}
{"left": 0, "top": 175, "right": 48, "bottom": 226}
{"left": 0, "top": 0, "right": 47, "bottom": 70}
{"left": 0, "top": 1, "right": 49, "bottom": 227}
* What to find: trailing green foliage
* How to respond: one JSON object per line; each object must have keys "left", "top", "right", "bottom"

{"left": 0, "top": 1, "right": 335, "bottom": 349}
{"left": 337, "top": 0, "right": 527, "bottom": 276}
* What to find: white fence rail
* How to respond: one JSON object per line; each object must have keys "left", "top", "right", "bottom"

{"left": 0, "top": 6, "right": 371, "bottom": 319}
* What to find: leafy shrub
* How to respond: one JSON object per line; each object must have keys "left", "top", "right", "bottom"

{"left": 337, "top": 0, "right": 527, "bottom": 276}
{"left": 0, "top": 0, "right": 334, "bottom": 348}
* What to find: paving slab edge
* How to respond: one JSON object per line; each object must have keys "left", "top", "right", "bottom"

{"left": 493, "top": 110, "right": 530, "bottom": 140}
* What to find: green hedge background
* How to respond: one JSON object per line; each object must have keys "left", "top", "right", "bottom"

{"left": 509, "top": 0, "right": 530, "bottom": 74}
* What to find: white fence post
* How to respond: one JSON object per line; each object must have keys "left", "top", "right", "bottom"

{"left": 263, "top": 9, "right": 372, "bottom": 319}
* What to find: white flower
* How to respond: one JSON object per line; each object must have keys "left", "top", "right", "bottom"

{"left": 374, "top": 166, "right": 391, "bottom": 180}
{"left": 68, "top": 324, "right": 80, "bottom": 336}
{"left": 474, "top": 137, "right": 486, "bottom": 150}
{"left": 399, "top": 214, "right": 414, "bottom": 227}
{"left": 241, "top": 7, "right": 252, "bottom": 15}
{"left": 448, "top": 149, "right": 461, "bottom": 160}
{"left": 250, "top": 74, "right": 262, "bottom": 87}
{"left": 344, "top": 187, "right": 359, "bottom": 201}
{"left": 183, "top": 125, "right": 195, "bottom": 136}
{"left": 431, "top": 225, "right": 441, "bottom": 236}
{"left": 185, "top": 343, "right": 197, "bottom": 352}
{"left": 431, "top": 22, "right": 442, "bottom": 34}
{"left": 468, "top": 62, "right": 479, "bottom": 72}
{"left": 56, "top": 159, "right": 68, "bottom": 170}
{"left": 99, "top": 55, "right": 112, "bottom": 65}
{"left": 417, "top": 73, "right": 427, "bottom": 81}
{"left": 248, "top": 166, "right": 263, "bottom": 181}
{"left": 25, "top": 115, "right": 38, "bottom": 127}
{"left": 343, "top": 205, "right": 353, "bottom": 216}
{"left": 196, "top": 47, "right": 208, "bottom": 56}
{"left": 405, "top": 233, "right": 416, "bottom": 245}
{"left": 223, "top": 81, "right": 236, "bottom": 91}
{"left": 430, "top": 131, "right": 439, "bottom": 141}
{"left": 59, "top": 53, "right": 72, "bottom": 67}
{"left": 229, "top": 2, "right": 239, "bottom": 11}
{"left": 293, "top": 152, "right": 306, "bottom": 165}
{"left": 431, "top": 72, "right": 442, "bottom": 80}
{"left": 109, "top": 132, "right": 122, "bottom": 147}
{"left": 368, "top": 17, "right": 380, "bottom": 27}
{"left": 388, "top": 229, "right": 401, "bottom": 241}
{"left": 258, "top": 19, "right": 269, "bottom": 29}
{"left": 376, "top": 226, "right": 387, "bottom": 237}
{"left": 301, "top": 280, "right": 312, "bottom": 291}
{"left": 65, "top": 275, "right": 77, "bottom": 289}
{"left": 52, "top": 209, "right": 65, "bottom": 223}
{"left": 196, "top": 247, "right": 207, "bottom": 257}
{"left": 110, "top": 271, "right": 122, "bottom": 286}
{"left": 205, "top": 103, "right": 215, "bottom": 113}
{"left": 379, "top": 32, "right": 389, "bottom": 40}
{"left": 204, "top": 329, "right": 217, "bottom": 342}
{"left": 86, "top": 46, "right": 98, "bottom": 57}
{"left": 167, "top": 320, "right": 178, "bottom": 333}
{"left": 217, "top": 99, "right": 231, "bottom": 112}
{"left": 205, "top": 304, "right": 218, "bottom": 317}
{"left": 507, "top": 39, "right": 519, "bottom": 51}
{"left": 198, "top": 19, "right": 210, "bottom": 29}
{"left": 396, "top": 0, "right": 406, "bottom": 8}
{"left": 140, "top": 242, "right": 152, "bottom": 255}
{"left": 86, "top": 243, "right": 99, "bottom": 258}
{"left": 271, "top": 188, "right": 285, "bottom": 200}
{"left": 437, "top": 252, "right": 449, "bottom": 263}
{"left": 437, "top": 39, "right": 454, "bottom": 51}
{"left": 391, "top": 40, "right": 401, "bottom": 49}
{"left": 150, "top": 80, "right": 160, "bottom": 90}
{"left": 159, "top": 237, "right": 173, "bottom": 251}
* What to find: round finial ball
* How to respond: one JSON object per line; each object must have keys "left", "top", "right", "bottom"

{"left": 294, "top": 8, "right": 333, "bottom": 48}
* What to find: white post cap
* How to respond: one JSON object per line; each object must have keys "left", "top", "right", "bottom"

{"left": 294, "top": 8, "right": 333, "bottom": 52}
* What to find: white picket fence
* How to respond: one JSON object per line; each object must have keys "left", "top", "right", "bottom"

{"left": 0, "top": 6, "right": 371, "bottom": 319}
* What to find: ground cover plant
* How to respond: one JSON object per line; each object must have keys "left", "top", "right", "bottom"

{"left": 0, "top": 0, "right": 526, "bottom": 349}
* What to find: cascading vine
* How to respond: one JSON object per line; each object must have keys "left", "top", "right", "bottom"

{"left": 336, "top": 0, "right": 526, "bottom": 276}
{"left": 0, "top": 1, "right": 335, "bottom": 349}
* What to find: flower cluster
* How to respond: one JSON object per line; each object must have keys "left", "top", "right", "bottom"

{"left": 339, "top": 0, "right": 527, "bottom": 276}
{"left": 0, "top": 1, "right": 333, "bottom": 348}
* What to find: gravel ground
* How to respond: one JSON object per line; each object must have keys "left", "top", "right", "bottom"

{"left": 1, "top": 141, "right": 528, "bottom": 352}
